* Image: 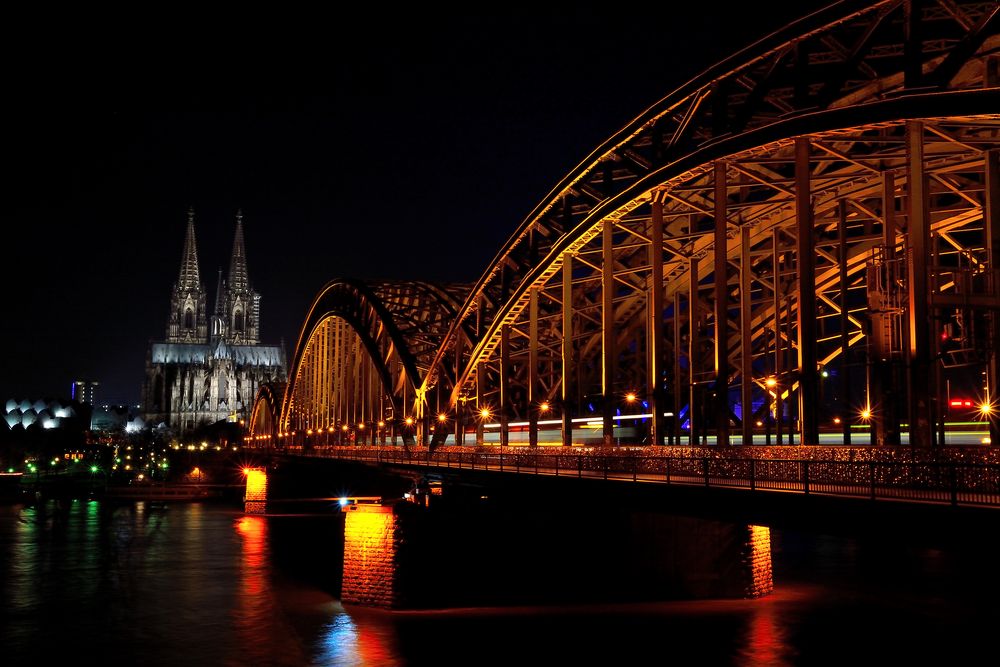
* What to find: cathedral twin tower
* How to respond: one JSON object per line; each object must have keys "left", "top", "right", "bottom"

{"left": 142, "top": 209, "right": 287, "bottom": 435}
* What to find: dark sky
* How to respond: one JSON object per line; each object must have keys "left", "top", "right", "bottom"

{"left": 4, "top": 3, "right": 831, "bottom": 405}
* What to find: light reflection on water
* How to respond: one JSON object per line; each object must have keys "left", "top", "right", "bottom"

{"left": 2, "top": 499, "right": 997, "bottom": 666}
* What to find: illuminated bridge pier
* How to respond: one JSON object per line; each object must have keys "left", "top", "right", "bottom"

{"left": 240, "top": 459, "right": 775, "bottom": 608}
{"left": 339, "top": 497, "right": 771, "bottom": 609}
{"left": 251, "top": 1, "right": 999, "bottom": 455}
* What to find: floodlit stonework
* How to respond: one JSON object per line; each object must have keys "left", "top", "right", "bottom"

{"left": 142, "top": 209, "right": 287, "bottom": 435}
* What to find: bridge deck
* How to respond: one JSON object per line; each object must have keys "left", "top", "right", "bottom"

{"left": 276, "top": 445, "right": 1000, "bottom": 509}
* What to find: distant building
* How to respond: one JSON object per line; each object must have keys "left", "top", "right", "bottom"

{"left": 71, "top": 380, "right": 99, "bottom": 406}
{"left": 141, "top": 208, "right": 287, "bottom": 435}
{"left": 3, "top": 397, "right": 80, "bottom": 430}
{"left": 90, "top": 404, "right": 146, "bottom": 433}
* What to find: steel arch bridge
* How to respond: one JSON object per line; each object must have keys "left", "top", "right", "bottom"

{"left": 251, "top": 0, "right": 1000, "bottom": 452}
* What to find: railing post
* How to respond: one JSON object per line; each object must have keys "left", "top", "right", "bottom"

{"left": 666, "top": 456, "right": 671, "bottom": 485}
{"left": 578, "top": 455, "right": 582, "bottom": 479}
{"left": 704, "top": 458, "right": 710, "bottom": 487}
{"left": 870, "top": 461, "right": 876, "bottom": 500}
{"left": 499, "top": 447, "right": 504, "bottom": 473}
{"left": 950, "top": 464, "right": 958, "bottom": 506}
{"left": 633, "top": 456, "right": 638, "bottom": 482}
{"left": 803, "top": 460, "right": 810, "bottom": 495}
{"left": 750, "top": 458, "right": 756, "bottom": 491}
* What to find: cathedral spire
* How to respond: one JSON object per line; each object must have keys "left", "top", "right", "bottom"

{"left": 214, "top": 268, "right": 225, "bottom": 316}
{"left": 167, "top": 207, "right": 208, "bottom": 344}
{"left": 178, "top": 206, "right": 202, "bottom": 291}
{"left": 228, "top": 209, "right": 249, "bottom": 292}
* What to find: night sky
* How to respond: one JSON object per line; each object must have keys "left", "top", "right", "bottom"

{"left": 4, "top": 3, "right": 830, "bottom": 406}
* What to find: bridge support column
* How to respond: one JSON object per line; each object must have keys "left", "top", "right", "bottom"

{"left": 243, "top": 467, "right": 268, "bottom": 514}
{"left": 714, "top": 161, "right": 731, "bottom": 446}
{"left": 649, "top": 193, "right": 666, "bottom": 446}
{"left": 870, "top": 171, "right": 900, "bottom": 446}
{"left": 740, "top": 225, "right": 753, "bottom": 446}
{"left": 795, "top": 138, "right": 819, "bottom": 446}
{"left": 838, "top": 200, "right": 851, "bottom": 445}
{"left": 562, "top": 252, "right": 574, "bottom": 446}
{"left": 500, "top": 323, "right": 510, "bottom": 448}
{"left": 672, "top": 289, "right": 683, "bottom": 446}
{"left": 602, "top": 219, "right": 615, "bottom": 445}
{"left": 772, "top": 229, "right": 784, "bottom": 445}
{"left": 529, "top": 288, "right": 540, "bottom": 447}
{"left": 906, "top": 120, "right": 933, "bottom": 448}
{"left": 986, "top": 149, "right": 1000, "bottom": 446}
{"left": 689, "top": 255, "right": 701, "bottom": 446}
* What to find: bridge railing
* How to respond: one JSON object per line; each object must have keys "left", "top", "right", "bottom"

{"left": 295, "top": 446, "right": 1000, "bottom": 508}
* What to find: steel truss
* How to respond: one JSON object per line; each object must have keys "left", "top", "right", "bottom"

{"left": 253, "top": 0, "right": 1000, "bottom": 449}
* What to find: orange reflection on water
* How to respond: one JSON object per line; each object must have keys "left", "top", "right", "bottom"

{"left": 236, "top": 515, "right": 267, "bottom": 595}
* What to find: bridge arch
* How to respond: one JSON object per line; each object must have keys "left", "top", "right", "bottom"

{"left": 247, "top": 381, "right": 284, "bottom": 443}
{"left": 276, "top": 278, "right": 471, "bottom": 447}
{"left": 251, "top": 0, "right": 999, "bottom": 451}
{"left": 417, "top": 0, "right": 999, "bottom": 447}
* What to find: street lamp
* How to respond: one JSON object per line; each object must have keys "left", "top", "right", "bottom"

{"left": 765, "top": 377, "right": 778, "bottom": 446}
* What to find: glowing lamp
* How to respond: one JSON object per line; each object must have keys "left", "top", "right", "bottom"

{"left": 539, "top": 402, "right": 550, "bottom": 413}
{"left": 342, "top": 424, "right": 349, "bottom": 431}
{"left": 480, "top": 408, "right": 491, "bottom": 419}
{"left": 437, "top": 413, "right": 447, "bottom": 423}
{"left": 405, "top": 417, "right": 415, "bottom": 426}
{"left": 625, "top": 392, "right": 637, "bottom": 403}
{"left": 765, "top": 377, "right": 777, "bottom": 388}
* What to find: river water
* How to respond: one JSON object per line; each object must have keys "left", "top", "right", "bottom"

{"left": 1, "top": 498, "right": 998, "bottom": 666}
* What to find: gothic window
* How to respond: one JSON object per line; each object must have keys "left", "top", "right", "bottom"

{"left": 234, "top": 309, "right": 244, "bottom": 332}
{"left": 184, "top": 308, "right": 194, "bottom": 329}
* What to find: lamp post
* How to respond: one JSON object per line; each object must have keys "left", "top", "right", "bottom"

{"left": 624, "top": 392, "right": 638, "bottom": 445}
{"left": 765, "top": 377, "right": 777, "bottom": 447}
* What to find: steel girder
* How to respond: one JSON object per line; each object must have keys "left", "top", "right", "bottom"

{"left": 278, "top": 279, "right": 470, "bottom": 442}
{"left": 253, "top": 0, "right": 1000, "bottom": 448}
{"left": 248, "top": 381, "right": 285, "bottom": 441}
{"left": 418, "top": 0, "right": 1000, "bottom": 445}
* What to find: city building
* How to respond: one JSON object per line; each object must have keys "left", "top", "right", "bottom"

{"left": 71, "top": 380, "right": 99, "bottom": 406}
{"left": 141, "top": 208, "right": 287, "bottom": 435}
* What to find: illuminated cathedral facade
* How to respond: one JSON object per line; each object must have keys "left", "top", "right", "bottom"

{"left": 142, "top": 209, "right": 287, "bottom": 434}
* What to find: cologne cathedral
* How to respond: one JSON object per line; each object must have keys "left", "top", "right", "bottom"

{"left": 142, "top": 209, "right": 287, "bottom": 434}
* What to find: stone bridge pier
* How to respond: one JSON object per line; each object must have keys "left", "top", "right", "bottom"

{"left": 339, "top": 498, "right": 772, "bottom": 609}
